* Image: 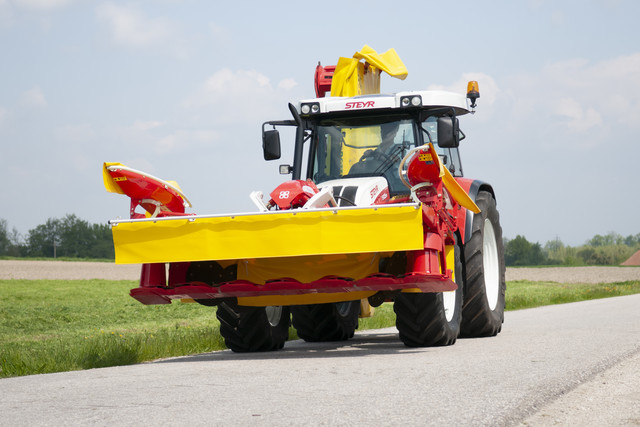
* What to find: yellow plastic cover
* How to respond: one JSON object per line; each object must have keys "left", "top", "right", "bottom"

{"left": 103, "top": 162, "right": 125, "bottom": 195}
{"left": 443, "top": 166, "right": 480, "bottom": 214}
{"left": 111, "top": 204, "right": 424, "bottom": 265}
{"left": 330, "top": 45, "right": 408, "bottom": 97}
{"left": 424, "top": 143, "right": 480, "bottom": 214}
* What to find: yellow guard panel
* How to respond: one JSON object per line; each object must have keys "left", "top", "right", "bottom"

{"left": 112, "top": 205, "right": 424, "bottom": 264}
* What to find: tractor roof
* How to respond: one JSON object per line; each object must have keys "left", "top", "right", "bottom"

{"left": 298, "top": 90, "right": 470, "bottom": 118}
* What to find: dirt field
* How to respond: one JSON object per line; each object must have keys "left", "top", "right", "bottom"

{"left": 0, "top": 260, "right": 639, "bottom": 283}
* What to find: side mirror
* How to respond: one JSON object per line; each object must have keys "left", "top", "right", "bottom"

{"left": 437, "top": 116, "right": 459, "bottom": 148}
{"left": 262, "top": 130, "right": 281, "bottom": 160}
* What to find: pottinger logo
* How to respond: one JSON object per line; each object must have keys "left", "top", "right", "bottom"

{"left": 345, "top": 101, "right": 375, "bottom": 109}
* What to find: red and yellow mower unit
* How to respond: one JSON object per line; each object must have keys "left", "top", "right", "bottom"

{"left": 104, "top": 46, "right": 506, "bottom": 352}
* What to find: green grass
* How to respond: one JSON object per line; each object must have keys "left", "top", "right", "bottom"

{"left": 1, "top": 278, "right": 639, "bottom": 378}
{"left": 506, "top": 280, "right": 640, "bottom": 310}
{"left": 0, "top": 280, "right": 225, "bottom": 377}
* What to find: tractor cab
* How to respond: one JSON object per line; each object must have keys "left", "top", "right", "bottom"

{"left": 263, "top": 91, "right": 470, "bottom": 206}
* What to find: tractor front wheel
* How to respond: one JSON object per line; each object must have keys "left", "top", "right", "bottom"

{"left": 460, "top": 190, "right": 506, "bottom": 337}
{"left": 393, "top": 239, "right": 463, "bottom": 347}
{"left": 291, "top": 301, "right": 360, "bottom": 342}
{"left": 216, "top": 303, "right": 290, "bottom": 352}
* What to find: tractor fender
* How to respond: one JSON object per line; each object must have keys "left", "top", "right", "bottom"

{"left": 458, "top": 179, "right": 496, "bottom": 246}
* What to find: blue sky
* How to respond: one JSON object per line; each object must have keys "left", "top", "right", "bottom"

{"left": 1, "top": 0, "right": 638, "bottom": 246}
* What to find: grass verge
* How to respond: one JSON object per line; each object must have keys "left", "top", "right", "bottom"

{"left": 1, "top": 278, "right": 639, "bottom": 378}
{"left": 506, "top": 280, "right": 640, "bottom": 310}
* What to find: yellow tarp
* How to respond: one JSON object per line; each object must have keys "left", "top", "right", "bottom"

{"left": 330, "top": 45, "right": 408, "bottom": 97}
{"left": 237, "top": 253, "right": 381, "bottom": 284}
{"left": 111, "top": 205, "right": 424, "bottom": 265}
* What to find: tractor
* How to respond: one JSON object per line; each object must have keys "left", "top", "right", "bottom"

{"left": 103, "top": 46, "right": 506, "bottom": 352}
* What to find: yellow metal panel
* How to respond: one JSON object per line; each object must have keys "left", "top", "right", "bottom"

{"left": 112, "top": 205, "right": 423, "bottom": 264}
{"left": 445, "top": 244, "right": 455, "bottom": 281}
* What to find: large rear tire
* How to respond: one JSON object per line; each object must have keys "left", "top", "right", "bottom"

{"left": 291, "top": 301, "right": 360, "bottom": 342}
{"left": 393, "top": 239, "right": 463, "bottom": 347}
{"left": 216, "top": 303, "right": 290, "bottom": 352}
{"left": 461, "top": 190, "right": 506, "bottom": 337}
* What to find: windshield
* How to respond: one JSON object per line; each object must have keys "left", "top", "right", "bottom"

{"left": 311, "top": 117, "right": 417, "bottom": 194}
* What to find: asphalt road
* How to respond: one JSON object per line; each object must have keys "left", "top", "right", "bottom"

{"left": 2, "top": 295, "right": 639, "bottom": 426}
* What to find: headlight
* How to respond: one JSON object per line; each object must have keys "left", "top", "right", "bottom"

{"left": 400, "top": 95, "right": 422, "bottom": 107}
{"left": 300, "top": 102, "right": 320, "bottom": 115}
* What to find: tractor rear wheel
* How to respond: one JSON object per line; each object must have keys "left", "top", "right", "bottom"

{"left": 291, "top": 301, "right": 360, "bottom": 342}
{"left": 393, "top": 239, "right": 463, "bottom": 347}
{"left": 216, "top": 303, "right": 290, "bottom": 352}
{"left": 460, "top": 190, "right": 506, "bottom": 337}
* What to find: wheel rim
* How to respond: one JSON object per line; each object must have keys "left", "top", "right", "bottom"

{"left": 265, "top": 306, "right": 283, "bottom": 327}
{"left": 442, "top": 290, "right": 457, "bottom": 322}
{"left": 335, "top": 301, "right": 352, "bottom": 317}
{"left": 482, "top": 219, "right": 500, "bottom": 311}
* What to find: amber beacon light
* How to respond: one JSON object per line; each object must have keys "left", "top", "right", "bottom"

{"left": 466, "top": 81, "right": 480, "bottom": 109}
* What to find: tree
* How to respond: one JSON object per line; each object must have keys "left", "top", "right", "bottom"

{"left": 88, "top": 223, "right": 115, "bottom": 259}
{"left": 24, "top": 215, "right": 114, "bottom": 259}
{"left": 505, "top": 235, "right": 546, "bottom": 266}
{"left": 58, "top": 214, "right": 93, "bottom": 258}
{"left": 589, "top": 232, "right": 624, "bottom": 247}
{"left": 623, "top": 233, "right": 640, "bottom": 247}
{"left": 0, "top": 219, "right": 26, "bottom": 256}
{"left": 0, "top": 219, "right": 10, "bottom": 255}
{"left": 26, "top": 218, "right": 61, "bottom": 257}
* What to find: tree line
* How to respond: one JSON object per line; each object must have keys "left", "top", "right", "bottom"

{"left": 504, "top": 232, "right": 640, "bottom": 266}
{"left": 0, "top": 215, "right": 114, "bottom": 259}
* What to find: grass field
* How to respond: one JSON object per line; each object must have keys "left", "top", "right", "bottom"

{"left": 1, "top": 278, "right": 639, "bottom": 378}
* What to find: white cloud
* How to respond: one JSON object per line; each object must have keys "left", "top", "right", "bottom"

{"left": 1, "top": 0, "right": 78, "bottom": 29}
{"left": 185, "top": 69, "right": 302, "bottom": 124}
{"left": 96, "top": 2, "right": 177, "bottom": 50}
{"left": 507, "top": 53, "right": 640, "bottom": 137}
{"left": 10, "top": 0, "right": 75, "bottom": 10}
{"left": 19, "top": 86, "right": 47, "bottom": 108}
{"left": 278, "top": 78, "right": 298, "bottom": 91}
{"left": 202, "top": 69, "right": 271, "bottom": 95}
{"left": 553, "top": 98, "right": 603, "bottom": 133}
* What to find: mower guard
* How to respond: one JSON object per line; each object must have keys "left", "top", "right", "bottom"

{"left": 110, "top": 203, "right": 424, "bottom": 265}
